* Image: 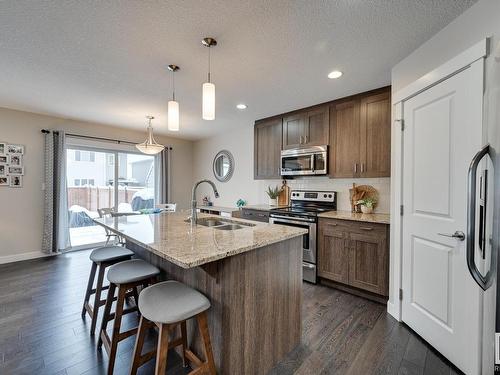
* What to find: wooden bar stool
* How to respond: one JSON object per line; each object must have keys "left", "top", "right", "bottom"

{"left": 81, "top": 245, "right": 134, "bottom": 335}
{"left": 98, "top": 259, "right": 160, "bottom": 375}
{"left": 130, "top": 280, "right": 216, "bottom": 375}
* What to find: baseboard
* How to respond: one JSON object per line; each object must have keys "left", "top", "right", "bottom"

{"left": 0, "top": 251, "right": 54, "bottom": 265}
{"left": 387, "top": 300, "right": 401, "bottom": 321}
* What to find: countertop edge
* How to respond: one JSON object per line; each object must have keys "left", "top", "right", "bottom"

{"left": 317, "top": 211, "right": 390, "bottom": 225}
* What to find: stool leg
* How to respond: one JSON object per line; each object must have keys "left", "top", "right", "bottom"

{"left": 97, "top": 282, "right": 116, "bottom": 349}
{"left": 180, "top": 321, "right": 188, "bottom": 367}
{"left": 81, "top": 262, "right": 97, "bottom": 319}
{"left": 155, "top": 323, "right": 170, "bottom": 375}
{"left": 90, "top": 264, "right": 106, "bottom": 335}
{"left": 130, "top": 315, "right": 148, "bottom": 375}
{"left": 108, "top": 285, "right": 127, "bottom": 375}
{"left": 197, "top": 311, "right": 216, "bottom": 375}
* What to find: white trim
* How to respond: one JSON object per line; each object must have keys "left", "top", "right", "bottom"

{"left": 393, "top": 38, "right": 488, "bottom": 104}
{"left": 388, "top": 38, "right": 488, "bottom": 322}
{"left": 0, "top": 251, "right": 55, "bottom": 265}
{"left": 388, "top": 101, "right": 404, "bottom": 321}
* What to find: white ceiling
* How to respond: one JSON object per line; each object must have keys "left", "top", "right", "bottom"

{"left": 0, "top": 0, "right": 476, "bottom": 140}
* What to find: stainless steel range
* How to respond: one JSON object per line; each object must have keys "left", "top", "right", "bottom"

{"left": 269, "top": 190, "right": 336, "bottom": 283}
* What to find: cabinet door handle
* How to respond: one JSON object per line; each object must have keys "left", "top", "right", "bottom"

{"left": 304, "top": 135, "right": 308, "bottom": 143}
{"left": 360, "top": 227, "right": 373, "bottom": 231}
{"left": 360, "top": 163, "right": 364, "bottom": 173}
{"left": 329, "top": 223, "right": 338, "bottom": 226}
{"left": 299, "top": 136, "right": 303, "bottom": 144}
{"left": 354, "top": 163, "right": 358, "bottom": 173}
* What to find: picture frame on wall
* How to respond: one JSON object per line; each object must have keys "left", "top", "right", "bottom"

{"left": 0, "top": 155, "right": 8, "bottom": 164}
{"left": 8, "top": 166, "right": 24, "bottom": 175}
{"left": 10, "top": 175, "right": 22, "bottom": 188}
{"left": 0, "top": 176, "right": 9, "bottom": 186}
{"left": 7, "top": 144, "right": 24, "bottom": 155}
{"left": 0, "top": 142, "right": 6, "bottom": 155}
{"left": 0, "top": 165, "right": 6, "bottom": 176}
{"left": 9, "top": 154, "right": 22, "bottom": 166}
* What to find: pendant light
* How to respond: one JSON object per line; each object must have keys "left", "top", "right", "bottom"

{"left": 136, "top": 116, "right": 165, "bottom": 155}
{"left": 202, "top": 37, "right": 217, "bottom": 120}
{"left": 167, "top": 64, "right": 180, "bottom": 131}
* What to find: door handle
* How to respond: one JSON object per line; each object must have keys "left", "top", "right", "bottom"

{"left": 466, "top": 144, "right": 493, "bottom": 291}
{"left": 353, "top": 163, "right": 358, "bottom": 173}
{"left": 360, "top": 163, "right": 364, "bottom": 173}
{"left": 438, "top": 231, "right": 465, "bottom": 241}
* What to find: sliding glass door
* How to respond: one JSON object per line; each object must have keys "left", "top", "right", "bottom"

{"left": 66, "top": 147, "right": 155, "bottom": 249}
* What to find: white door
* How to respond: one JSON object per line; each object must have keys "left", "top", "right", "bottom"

{"left": 402, "top": 59, "right": 484, "bottom": 375}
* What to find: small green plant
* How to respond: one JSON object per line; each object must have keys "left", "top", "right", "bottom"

{"left": 358, "top": 197, "right": 377, "bottom": 209}
{"left": 266, "top": 185, "right": 282, "bottom": 199}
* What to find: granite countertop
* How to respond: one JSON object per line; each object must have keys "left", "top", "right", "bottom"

{"left": 94, "top": 212, "right": 306, "bottom": 269}
{"left": 242, "top": 204, "right": 288, "bottom": 211}
{"left": 318, "top": 210, "right": 390, "bottom": 224}
{"left": 197, "top": 205, "right": 239, "bottom": 212}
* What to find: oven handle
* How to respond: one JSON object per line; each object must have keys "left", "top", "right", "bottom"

{"left": 270, "top": 215, "right": 315, "bottom": 225}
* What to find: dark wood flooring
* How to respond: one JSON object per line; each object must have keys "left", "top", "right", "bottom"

{"left": 0, "top": 250, "right": 461, "bottom": 375}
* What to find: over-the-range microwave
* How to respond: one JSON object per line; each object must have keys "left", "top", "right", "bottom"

{"left": 280, "top": 145, "right": 327, "bottom": 176}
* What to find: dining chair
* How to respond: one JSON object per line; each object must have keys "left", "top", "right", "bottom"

{"left": 97, "top": 208, "right": 122, "bottom": 245}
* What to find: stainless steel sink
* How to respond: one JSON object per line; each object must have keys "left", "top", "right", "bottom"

{"left": 214, "top": 224, "right": 244, "bottom": 231}
{"left": 185, "top": 217, "right": 255, "bottom": 230}
{"left": 189, "top": 217, "right": 226, "bottom": 227}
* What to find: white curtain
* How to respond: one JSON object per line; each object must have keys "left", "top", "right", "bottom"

{"left": 155, "top": 147, "right": 171, "bottom": 204}
{"left": 42, "top": 130, "right": 70, "bottom": 253}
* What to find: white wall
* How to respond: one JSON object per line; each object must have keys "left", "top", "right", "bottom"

{"left": 390, "top": 0, "right": 500, "bottom": 372}
{"left": 0, "top": 107, "right": 193, "bottom": 263}
{"left": 193, "top": 124, "right": 391, "bottom": 212}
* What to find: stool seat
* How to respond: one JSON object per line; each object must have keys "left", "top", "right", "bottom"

{"left": 89, "top": 245, "right": 134, "bottom": 263}
{"left": 107, "top": 259, "right": 160, "bottom": 284}
{"left": 139, "top": 281, "right": 211, "bottom": 324}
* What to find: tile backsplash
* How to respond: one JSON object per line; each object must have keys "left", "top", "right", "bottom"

{"left": 258, "top": 177, "right": 391, "bottom": 213}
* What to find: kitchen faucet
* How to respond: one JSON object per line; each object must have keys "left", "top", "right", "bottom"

{"left": 191, "top": 179, "right": 219, "bottom": 225}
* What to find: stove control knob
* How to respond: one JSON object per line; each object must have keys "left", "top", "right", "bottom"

{"left": 323, "top": 194, "right": 327, "bottom": 198}
{"left": 328, "top": 194, "right": 332, "bottom": 198}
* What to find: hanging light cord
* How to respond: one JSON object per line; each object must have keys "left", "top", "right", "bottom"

{"left": 172, "top": 69, "right": 176, "bottom": 101}
{"left": 207, "top": 46, "right": 211, "bottom": 83}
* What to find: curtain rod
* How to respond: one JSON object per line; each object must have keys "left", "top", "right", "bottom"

{"left": 40, "top": 129, "right": 173, "bottom": 150}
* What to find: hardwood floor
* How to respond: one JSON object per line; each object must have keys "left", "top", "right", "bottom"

{"left": 0, "top": 250, "right": 461, "bottom": 375}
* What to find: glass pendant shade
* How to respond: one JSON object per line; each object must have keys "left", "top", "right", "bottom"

{"left": 202, "top": 82, "right": 215, "bottom": 120}
{"left": 168, "top": 100, "right": 179, "bottom": 131}
{"left": 136, "top": 118, "right": 164, "bottom": 155}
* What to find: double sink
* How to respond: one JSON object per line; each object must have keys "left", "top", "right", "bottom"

{"left": 188, "top": 217, "right": 256, "bottom": 231}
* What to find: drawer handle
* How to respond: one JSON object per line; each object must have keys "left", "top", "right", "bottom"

{"left": 360, "top": 227, "right": 373, "bottom": 231}
{"left": 329, "top": 223, "right": 338, "bottom": 226}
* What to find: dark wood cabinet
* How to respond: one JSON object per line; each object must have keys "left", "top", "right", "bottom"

{"left": 282, "top": 106, "right": 329, "bottom": 149}
{"left": 318, "top": 218, "right": 389, "bottom": 298}
{"left": 318, "top": 220, "right": 349, "bottom": 284}
{"left": 254, "top": 118, "right": 282, "bottom": 179}
{"left": 359, "top": 91, "right": 391, "bottom": 177}
{"left": 329, "top": 87, "right": 391, "bottom": 178}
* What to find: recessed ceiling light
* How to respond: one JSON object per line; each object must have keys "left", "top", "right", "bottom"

{"left": 236, "top": 104, "right": 247, "bottom": 110}
{"left": 328, "top": 70, "right": 343, "bottom": 79}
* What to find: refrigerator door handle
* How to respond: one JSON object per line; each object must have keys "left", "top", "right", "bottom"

{"left": 466, "top": 144, "right": 493, "bottom": 291}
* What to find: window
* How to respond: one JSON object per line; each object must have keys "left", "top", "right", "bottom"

{"left": 82, "top": 179, "right": 88, "bottom": 186}
{"left": 74, "top": 179, "right": 80, "bottom": 186}
{"left": 89, "top": 179, "right": 95, "bottom": 186}
{"left": 74, "top": 150, "right": 96, "bottom": 162}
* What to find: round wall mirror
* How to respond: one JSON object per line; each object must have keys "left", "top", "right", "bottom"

{"left": 213, "top": 150, "right": 234, "bottom": 182}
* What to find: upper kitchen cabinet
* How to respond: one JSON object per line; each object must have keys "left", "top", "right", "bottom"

{"left": 359, "top": 91, "right": 391, "bottom": 177}
{"left": 254, "top": 118, "right": 282, "bottom": 179}
{"left": 329, "top": 99, "right": 361, "bottom": 178}
{"left": 329, "top": 87, "right": 391, "bottom": 178}
{"left": 282, "top": 106, "right": 329, "bottom": 149}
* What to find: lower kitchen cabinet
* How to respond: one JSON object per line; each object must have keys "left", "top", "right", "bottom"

{"left": 318, "top": 218, "right": 389, "bottom": 299}
{"left": 241, "top": 208, "right": 270, "bottom": 223}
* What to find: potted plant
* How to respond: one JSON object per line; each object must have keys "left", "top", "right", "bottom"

{"left": 358, "top": 197, "right": 377, "bottom": 214}
{"left": 266, "top": 185, "right": 282, "bottom": 206}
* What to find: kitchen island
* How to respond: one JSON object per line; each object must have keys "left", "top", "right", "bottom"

{"left": 94, "top": 212, "right": 306, "bottom": 375}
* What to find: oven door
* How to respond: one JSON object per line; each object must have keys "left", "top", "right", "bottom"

{"left": 269, "top": 215, "right": 317, "bottom": 283}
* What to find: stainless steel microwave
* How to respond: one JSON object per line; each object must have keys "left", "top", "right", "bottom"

{"left": 281, "top": 145, "right": 327, "bottom": 176}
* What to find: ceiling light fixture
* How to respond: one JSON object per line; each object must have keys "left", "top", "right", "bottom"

{"left": 328, "top": 70, "right": 343, "bottom": 79}
{"left": 202, "top": 37, "right": 217, "bottom": 120}
{"left": 136, "top": 116, "right": 165, "bottom": 155}
{"left": 236, "top": 104, "right": 247, "bottom": 110}
{"left": 167, "top": 64, "right": 180, "bottom": 131}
